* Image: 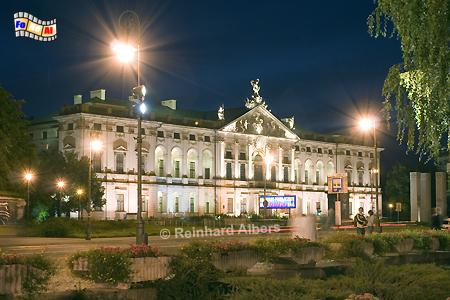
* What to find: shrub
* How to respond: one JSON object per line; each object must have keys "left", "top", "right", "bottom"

{"left": 86, "top": 247, "right": 131, "bottom": 284}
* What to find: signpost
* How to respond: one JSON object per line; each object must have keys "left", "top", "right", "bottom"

{"left": 395, "top": 202, "right": 402, "bottom": 223}
{"left": 327, "top": 173, "right": 348, "bottom": 226}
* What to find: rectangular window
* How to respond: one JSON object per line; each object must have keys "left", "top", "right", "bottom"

{"left": 358, "top": 171, "right": 364, "bottom": 186}
{"left": 328, "top": 149, "right": 333, "bottom": 155}
{"left": 42, "top": 131, "right": 47, "bottom": 140}
{"left": 316, "top": 170, "right": 320, "bottom": 184}
{"left": 226, "top": 163, "right": 232, "bottom": 179}
{"left": 295, "top": 145, "right": 300, "bottom": 151}
{"left": 174, "top": 197, "right": 179, "bottom": 213}
{"left": 283, "top": 167, "right": 289, "bottom": 182}
{"left": 189, "top": 134, "right": 196, "bottom": 141}
{"left": 140, "top": 128, "right": 145, "bottom": 135}
{"left": 116, "top": 126, "right": 124, "bottom": 133}
{"left": 93, "top": 153, "right": 102, "bottom": 172}
{"left": 116, "top": 194, "right": 124, "bottom": 211}
{"left": 93, "top": 123, "right": 101, "bottom": 131}
{"left": 204, "top": 168, "right": 211, "bottom": 179}
{"left": 240, "top": 199, "right": 247, "bottom": 214}
{"left": 225, "top": 150, "right": 232, "bottom": 159}
{"left": 370, "top": 153, "right": 374, "bottom": 158}
{"left": 204, "top": 135, "right": 211, "bottom": 142}
{"left": 358, "top": 151, "right": 363, "bottom": 157}
{"left": 158, "top": 195, "right": 163, "bottom": 213}
{"left": 157, "top": 131, "right": 164, "bottom": 138}
{"left": 317, "top": 148, "right": 322, "bottom": 154}
{"left": 142, "top": 196, "right": 148, "bottom": 212}
{"left": 190, "top": 197, "right": 195, "bottom": 212}
{"left": 305, "top": 170, "right": 309, "bottom": 184}
{"left": 239, "top": 152, "right": 246, "bottom": 160}
{"left": 271, "top": 166, "right": 277, "bottom": 182}
{"left": 283, "top": 156, "right": 289, "bottom": 164}
{"left": 306, "top": 147, "right": 311, "bottom": 152}
{"left": 346, "top": 150, "right": 351, "bottom": 156}
{"left": 240, "top": 164, "right": 246, "bottom": 180}
{"left": 174, "top": 160, "right": 180, "bottom": 177}
{"left": 116, "top": 153, "right": 124, "bottom": 173}
{"left": 67, "top": 123, "right": 74, "bottom": 130}
{"left": 173, "top": 132, "right": 180, "bottom": 139}
{"left": 158, "top": 159, "right": 164, "bottom": 176}
{"left": 189, "top": 161, "right": 196, "bottom": 178}
{"left": 205, "top": 202, "right": 210, "bottom": 214}
{"left": 227, "top": 198, "right": 234, "bottom": 214}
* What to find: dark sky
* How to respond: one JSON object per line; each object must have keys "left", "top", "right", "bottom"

{"left": 0, "top": 1, "right": 435, "bottom": 170}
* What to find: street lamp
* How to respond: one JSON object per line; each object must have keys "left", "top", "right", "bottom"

{"left": 263, "top": 154, "right": 274, "bottom": 218}
{"left": 56, "top": 179, "right": 66, "bottom": 217}
{"left": 86, "top": 139, "right": 102, "bottom": 240}
{"left": 76, "top": 188, "right": 84, "bottom": 220}
{"left": 23, "top": 171, "right": 34, "bottom": 219}
{"left": 112, "top": 10, "right": 147, "bottom": 244}
{"left": 358, "top": 117, "right": 380, "bottom": 228}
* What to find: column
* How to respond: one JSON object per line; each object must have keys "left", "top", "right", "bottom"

{"left": 248, "top": 143, "right": 253, "bottom": 179}
{"left": 234, "top": 141, "right": 239, "bottom": 179}
{"left": 410, "top": 172, "right": 420, "bottom": 221}
{"left": 436, "top": 172, "right": 447, "bottom": 218}
{"left": 290, "top": 148, "right": 295, "bottom": 182}
{"left": 420, "top": 173, "right": 431, "bottom": 222}
{"left": 265, "top": 147, "right": 270, "bottom": 180}
{"left": 219, "top": 141, "right": 225, "bottom": 177}
{"left": 278, "top": 147, "right": 283, "bottom": 180}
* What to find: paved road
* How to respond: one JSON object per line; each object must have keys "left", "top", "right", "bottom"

{"left": 0, "top": 233, "right": 289, "bottom": 257}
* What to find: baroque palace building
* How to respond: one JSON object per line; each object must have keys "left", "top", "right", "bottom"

{"left": 29, "top": 81, "right": 382, "bottom": 220}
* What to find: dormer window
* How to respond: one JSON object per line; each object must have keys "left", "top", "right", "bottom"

{"left": 67, "top": 123, "right": 74, "bottom": 130}
{"left": 189, "top": 134, "right": 196, "bottom": 141}
{"left": 157, "top": 131, "right": 164, "bottom": 138}
{"left": 317, "top": 148, "right": 322, "bottom": 154}
{"left": 116, "top": 126, "right": 124, "bottom": 133}
{"left": 204, "top": 135, "right": 211, "bottom": 142}
{"left": 346, "top": 150, "right": 351, "bottom": 156}
{"left": 174, "top": 132, "right": 180, "bottom": 139}
{"left": 306, "top": 147, "right": 311, "bottom": 153}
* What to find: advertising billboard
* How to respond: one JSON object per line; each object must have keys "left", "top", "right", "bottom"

{"left": 259, "top": 195, "right": 296, "bottom": 209}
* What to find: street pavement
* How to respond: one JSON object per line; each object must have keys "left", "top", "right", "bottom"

{"left": 0, "top": 232, "right": 288, "bottom": 257}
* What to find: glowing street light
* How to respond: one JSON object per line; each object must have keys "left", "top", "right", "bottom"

{"left": 56, "top": 179, "right": 66, "bottom": 217}
{"left": 112, "top": 41, "right": 136, "bottom": 63}
{"left": 76, "top": 188, "right": 84, "bottom": 220}
{"left": 358, "top": 116, "right": 380, "bottom": 229}
{"left": 23, "top": 171, "right": 34, "bottom": 219}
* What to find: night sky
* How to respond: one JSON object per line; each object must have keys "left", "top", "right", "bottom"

{"left": 0, "top": 1, "right": 436, "bottom": 170}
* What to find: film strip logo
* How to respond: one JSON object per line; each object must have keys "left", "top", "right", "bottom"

{"left": 14, "top": 12, "right": 57, "bottom": 42}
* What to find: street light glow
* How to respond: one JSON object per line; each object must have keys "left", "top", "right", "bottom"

{"left": 24, "top": 171, "right": 33, "bottom": 182}
{"left": 112, "top": 41, "right": 136, "bottom": 63}
{"left": 358, "top": 117, "right": 376, "bottom": 132}
{"left": 76, "top": 188, "right": 84, "bottom": 196}
{"left": 56, "top": 179, "right": 66, "bottom": 189}
{"left": 388, "top": 203, "right": 394, "bottom": 209}
{"left": 139, "top": 102, "right": 147, "bottom": 114}
{"left": 90, "top": 140, "right": 103, "bottom": 152}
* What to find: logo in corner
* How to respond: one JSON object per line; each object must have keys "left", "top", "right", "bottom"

{"left": 14, "top": 12, "right": 57, "bottom": 41}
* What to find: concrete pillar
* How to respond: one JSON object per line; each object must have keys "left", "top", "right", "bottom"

{"left": 436, "top": 172, "right": 447, "bottom": 218}
{"left": 420, "top": 173, "right": 431, "bottom": 223}
{"left": 410, "top": 172, "right": 420, "bottom": 222}
{"left": 290, "top": 148, "right": 295, "bottom": 182}
{"left": 248, "top": 144, "right": 253, "bottom": 179}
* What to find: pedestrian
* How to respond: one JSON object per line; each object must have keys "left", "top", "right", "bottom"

{"left": 431, "top": 207, "right": 442, "bottom": 230}
{"left": 353, "top": 207, "right": 367, "bottom": 236}
{"left": 367, "top": 210, "right": 375, "bottom": 234}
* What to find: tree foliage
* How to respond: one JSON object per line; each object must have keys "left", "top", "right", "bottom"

{"left": 32, "top": 150, "right": 105, "bottom": 218}
{"left": 384, "top": 164, "right": 410, "bottom": 219}
{"left": 368, "top": 0, "right": 449, "bottom": 159}
{"left": 0, "top": 86, "right": 35, "bottom": 191}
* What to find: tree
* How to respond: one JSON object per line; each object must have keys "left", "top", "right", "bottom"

{"left": 368, "top": 0, "right": 449, "bottom": 160}
{"left": 383, "top": 164, "right": 410, "bottom": 220}
{"left": 31, "top": 150, "right": 105, "bottom": 218}
{"left": 0, "top": 86, "right": 35, "bottom": 191}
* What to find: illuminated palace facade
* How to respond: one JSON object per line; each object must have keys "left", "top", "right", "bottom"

{"left": 29, "top": 82, "right": 382, "bottom": 220}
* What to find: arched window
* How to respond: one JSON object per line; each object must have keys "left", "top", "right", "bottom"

{"left": 344, "top": 161, "right": 353, "bottom": 186}
{"left": 357, "top": 162, "right": 365, "bottom": 186}
{"left": 304, "top": 159, "right": 313, "bottom": 184}
{"left": 253, "top": 154, "right": 263, "bottom": 181}
{"left": 155, "top": 146, "right": 166, "bottom": 176}
{"left": 316, "top": 161, "right": 324, "bottom": 184}
{"left": 202, "top": 150, "right": 213, "bottom": 179}
{"left": 171, "top": 147, "right": 182, "bottom": 178}
{"left": 187, "top": 149, "right": 198, "bottom": 179}
{"left": 327, "top": 161, "right": 334, "bottom": 177}
{"left": 294, "top": 159, "right": 301, "bottom": 183}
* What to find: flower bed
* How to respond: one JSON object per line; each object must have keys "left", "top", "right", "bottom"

{"left": 69, "top": 245, "right": 166, "bottom": 285}
{"left": 0, "top": 252, "right": 54, "bottom": 296}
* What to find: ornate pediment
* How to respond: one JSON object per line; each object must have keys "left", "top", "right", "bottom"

{"left": 221, "top": 106, "right": 298, "bottom": 139}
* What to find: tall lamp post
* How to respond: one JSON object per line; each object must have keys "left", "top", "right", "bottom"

{"left": 86, "top": 139, "right": 102, "bottom": 240}
{"left": 263, "top": 154, "right": 273, "bottom": 218}
{"left": 56, "top": 179, "right": 66, "bottom": 217}
{"left": 76, "top": 188, "right": 84, "bottom": 220}
{"left": 112, "top": 10, "right": 147, "bottom": 244}
{"left": 359, "top": 117, "right": 380, "bottom": 227}
{"left": 23, "top": 171, "right": 33, "bottom": 219}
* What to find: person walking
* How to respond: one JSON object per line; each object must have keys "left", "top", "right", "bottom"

{"left": 367, "top": 210, "right": 375, "bottom": 234}
{"left": 354, "top": 207, "right": 368, "bottom": 236}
